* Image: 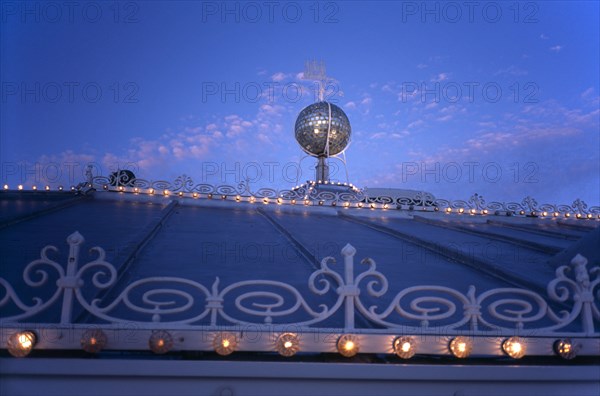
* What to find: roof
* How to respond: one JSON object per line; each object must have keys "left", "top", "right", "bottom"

{"left": 1, "top": 176, "right": 599, "bottom": 388}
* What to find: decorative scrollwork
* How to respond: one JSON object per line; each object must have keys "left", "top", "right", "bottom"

{"left": 1, "top": 232, "right": 598, "bottom": 336}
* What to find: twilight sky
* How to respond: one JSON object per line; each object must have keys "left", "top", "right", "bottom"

{"left": 1, "top": 1, "right": 599, "bottom": 205}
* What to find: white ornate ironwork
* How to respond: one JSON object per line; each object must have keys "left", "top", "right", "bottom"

{"left": 85, "top": 175, "right": 600, "bottom": 218}
{"left": 1, "top": 232, "right": 598, "bottom": 338}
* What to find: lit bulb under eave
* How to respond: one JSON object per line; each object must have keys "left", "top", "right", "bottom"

{"left": 276, "top": 333, "right": 300, "bottom": 357}
{"left": 393, "top": 336, "right": 416, "bottom": 359}
{"left": 337, "top": 335, "right": 359, "bottom": 357}
{"left": 7, "top": 331, "right": 37, "bottom": 357}
{"left": 449, "top": 336, "right": 472, "bottom": 358}
{"left": 214, "top": 333, "right": 237, "bottom": 356}
{"left": 554, "top": 339, "right": 578, "bottom": 360}
{"left": 149, "top": 330, "right": 173, "bottom": 354}
{"left": 502, "top": 337, "right": 526, "bottom": 359}
{"left": 81, "top": 329, "right": 107, "bottom": 353}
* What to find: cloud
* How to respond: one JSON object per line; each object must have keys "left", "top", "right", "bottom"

{"left": 417, "top": 63, "right": 428, "bottom": 69}
{"left": 431, "top": 72, "right": 450, "bottom": 82}
{"left": 271, "top": 72, "right": 288, "bottom": 82}
{"left": 344, "top": 101, "right": 357, "bottom": 110}
{"left": 549, "top": 45, "right": 563, "bottom": 52}
{"left": 540, "top": 33, "right": 549, "bottom": 40}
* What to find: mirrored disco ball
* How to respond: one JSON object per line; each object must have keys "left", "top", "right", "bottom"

{"left": 294, "top": 102, "right": 351, "bottom": 157}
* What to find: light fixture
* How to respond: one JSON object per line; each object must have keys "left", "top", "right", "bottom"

{"left": 275, "top": 333, "right": 300, "bottom": 357}
{"left": 502, "top": 337, "right": 526, "bottom": 359}
{"left": 235, "top": 195, "right": 241, "bottom": 201}
{"left": 221, "top": 195, "right": 227, "bottom": 200}
{"left": 118, "top": 186, "right": 124, "bottom": 192}
{"left": 58, "top": 186, "right": 63, "bottom": 191}
{"left": 3, "top": 184, "right": 8, "bottom": 190}
{"left": 470, "top": 209, "right": 475, "bottom": 214}
{"left": 291, "top": 199, "right": 296, "bottom": 205}
{"left": 149, "top": 330, "right": 173, "bottom": 354}
{"left": 554, "top": 339, "right": 578, "bottom": 360}
{"left": 81, "top": 329, "right": 107, "bottom": 353}
{"left": 7, "top": 331, "right": 37, "bottom": 357}
{"left": 178, "top": 191, "right": 184, "bottom": 197}
{"left": 383, "top": 204, "right": 389, "bottom": 209}
{"left": 304, "top": 200, "right": 310, "bottom": 206}
{"left": 482, "top": 209, "right": 488, "bottom": 214}
{"left": 263, "top": 198, "right": 269, "bottom": 204}
{"left": 357, "top": 202, "right": 363, "bottom": 208}
{"left": 446, "top": 207, "right": 452, "bottom": 213}
{"left": 32, "top": 185, "right": 37, "bottom": 190}
{"left": 449, "top": 336, "right": 472, "bottom": 358}
{"left": 370, "top": 203, "right": 375, "bottom": 209}
{"left": 553, "top": 212, "right": 559, "bottom": 217}
{"left": 337, "top": 334, "right": 359, "bottom": 357}
{"left": 586, "top": 214, "right": 592, "bottom": 219}
{"left": 565, "top": 213, "right": 570, "bottom": 217}
{"left": 576, "top": 213, "right": 582, "bottom": 219}
{"left": 193, "top": 192, "right": 198, "bottom": 198}
{"left": 45, "top": 185, "right": 50, "bottom": 191}
{"left": 70, "top": 186, "right": 75, "bottom": 191}
{"left": 344, "top": 202, "right": 350, "bottom": 207}
{"left": 149, "top": 188, "right": 155, "bottom": 194}
{"left": 134, "top": 187, "right": 139, "bottom": 193}
{"left": 213, "top": 333, "right": 237, "bottom": 356}
{"left": 250, "top": 196, "right": 256, "bottom": 203}
{"left": 163, "top": 189, "right": 169, "bottom": 196}
{"left": 277, "top": 198, "right": 282, "bottom": 204}
{"left": 458, "top": 208, "right": 464, "bottom": 214}
{"left": 17, "top": 184, "right": 23, "bottom": 190}
{"left": 393, "top": 336, "right": 416, "bottom": 359}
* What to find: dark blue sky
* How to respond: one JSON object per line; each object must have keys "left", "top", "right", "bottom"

{"left": 1, "top": 1, "right": 599, "bottom": 204}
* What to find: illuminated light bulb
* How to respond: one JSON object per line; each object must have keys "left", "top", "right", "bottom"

{"left": 45, "top": 185, "right": 50, "bottom": 191}
{"left": 331, "top": 201, "right": 337, "bottom": 207}
{"left": 502, "top": 337, "right": 526, "bottom": 359}
{"left": 470, "top": 209, "right": 475, "bottom": 214}
{"left": 304, "top": 200, "right": 310, "bottom": 206}
{"left": 519, "top": 210, "right": 525, "bottom": 215}
{"left": 149, "top": 188, "right": 155, "bottom": 195}
{"left": 32, "top": 185, "right": 37, "bottom": 190}
{"left": 554, "top": 339, "right": 578, "bottom": 360}
{"left": 263, "top": 198, "right": 269, "bottom": 204}
{"left": 482, "top": 209, "right": 488, "bottom": 214}
{"left": 58, "top": 186, "right": 64, "bottom": 191}
{"left": 250, "top": 196, "right": 255, "bottom": 203}
{"left": 383, "top": 204, "right": 389, "bottom": 209}
{"left": 446, "top": 207, "right": 452, "bottom": 213}
{"left": 291, "top": 199, "right": 296, "bottom": 205}
{"left": 542, "top": 211, "right": 547, "bottom": 217}
{"left": 553, "top": 212, "right": 559, "bottom": 217}
{"left": 449, "top": 336, "right": 472, "bottom": 358}
{"left": 235, "top": 195, "right": 241, "bottom": 202}
{"left": 277, "top": 198, "right": 282, "bottom": 204}
{"left": 370, "top": 203, "right": 375, "bottom": 209}
{"left": 318, "top": 201, "right": 324, "bottom": 206}
{"left": 3, "top": 184, "right": 8, "bottom": 190}
{"left": 149, "top": 330, "right": 173, "bottom": 355}
{"left": 565, "top": 213, "right": 570, "bottom": 218}
{"left": 275, "top": 333, "right": 300, "bottom": 357}
{"left": 357, "top": 202, "right": 363, "bottom": 208}
{"left": 344, "top": 202, "right": 350, "bottom": 208}
{"left": 314, "top": 128, "right": 319, "bottom": 134}
{"left": 70, "top": 186, "right": 75, "bottom": 191}
{"left": 458, "top": 208, "right": 464, "bottom": 214}
{"left": 134, "top": 187, "right": 139, "bottom": 193}
{"left": 163, "top": 189, "right": 169, "bottom": 196}
{"left": 178, "top": 191, "right": 184, "bottom": 197}
{"left": 576, "top": 213, "right": 582, "bottom": 219}
{"left": 221, "top": 195, "right": 227, "bottom": 200}
{"left": 81, "top": 329, "right": 107, "bottom": 353}
{"left": 17, "top": 184, "right": 23, "bottom": 190}
{"left": 337, "top": 335, "right": 359, "bottom": 357}
{"left": 192, "top": 193, "right": 198, "bottom": 198}
{"left": 119, "top": 186, "right": 125, "bottom": 192}
{"left": 587, "top": 214, "right": 592, "bottom": 219}
{"left": 213, "top": 333, "right": 237, "bottom": 356}
{"left": 393, "top": 336, "right": 416, "bottom": 359}
{"left": 7, "top": 331, "right": 37, "bottom": 357}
